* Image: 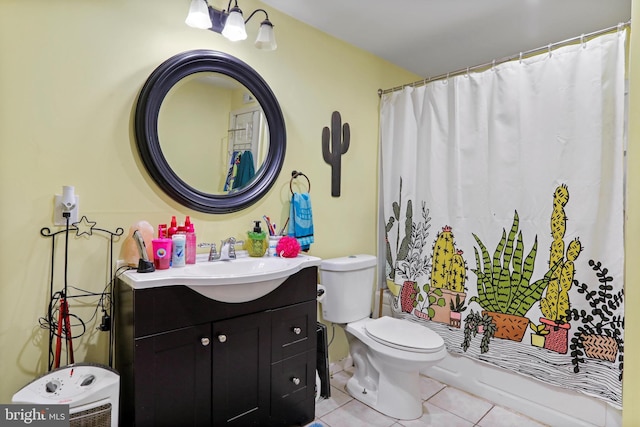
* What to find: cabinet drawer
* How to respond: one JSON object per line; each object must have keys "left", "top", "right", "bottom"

{"left": 271, "top": 301, "right": 316, "bottom": 361}
{"left": 270, "top": 351, "right": 316, "bottom": 426}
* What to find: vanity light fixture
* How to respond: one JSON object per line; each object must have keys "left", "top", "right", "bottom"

{"left": 185, "top": 0, "right": 277, "bottom": 51}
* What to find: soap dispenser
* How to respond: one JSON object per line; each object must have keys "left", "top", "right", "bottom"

{"left": 247, "top": 220, "right": 267, "bottom": 257}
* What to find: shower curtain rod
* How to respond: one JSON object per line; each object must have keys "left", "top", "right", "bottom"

{"left": 378, "top": 20, "right": 631, "bottom": 96}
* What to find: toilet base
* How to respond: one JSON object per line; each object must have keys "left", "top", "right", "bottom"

{"left": 345, "top": 362, "right": 423, "bottom": 420}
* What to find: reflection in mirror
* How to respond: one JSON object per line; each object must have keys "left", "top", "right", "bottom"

{"left": 159, "top": 72, "right": 269, "bottom": 194}
{"left": 135, "top": 49, "right": 286, "bottom": 214}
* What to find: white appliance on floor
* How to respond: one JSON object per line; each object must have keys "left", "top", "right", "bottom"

{"left": 318, "top": 254, "right": 446, "bottom": 420}
{"left": 12, "top": 363, "right": 119, "bottom": 427}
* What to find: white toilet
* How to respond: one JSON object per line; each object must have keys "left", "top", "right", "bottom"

{"left": 318, "top": 254, "right": 446, "bottom": 420}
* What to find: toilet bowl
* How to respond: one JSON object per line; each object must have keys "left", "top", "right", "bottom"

{"left": 319, "top": 255, "right": 446, "bottom": 420}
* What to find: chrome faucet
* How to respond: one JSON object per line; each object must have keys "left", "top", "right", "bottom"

{"left": 218, "top": 237, "right": 243, "bottom": 261}
{"left": 199, "top": 238, "right": 244, "bottom": 261}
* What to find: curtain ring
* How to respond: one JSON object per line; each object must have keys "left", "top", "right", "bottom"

{"left": 580, "top": 34, "right": 586, "bottom": 49}
{"left": 548, "top": 44, "right": 553, "bottom": 57}
{"left": 465, "top": 67, "right": 470, "bottom": 78}
{"left": 491, "top": 59, "right": 496, "bottom": 71}
{"left": 443, "top": 73, "right": 449, "bottom": 84}
{"left": 519, "top": 52, "right": 523, "bottom": 64}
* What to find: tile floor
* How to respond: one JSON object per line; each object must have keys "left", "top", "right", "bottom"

{"left": 307, "top": 361, "right": 549, "bottom": 427}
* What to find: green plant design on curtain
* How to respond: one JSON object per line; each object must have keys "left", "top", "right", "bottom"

{"left": 396, "top": 201, "right": 432, "bottom": 282}
{"left": 395, "top": 202, "right": 445, "bottom": 317}
{"left": 462, "top": 310, "right": 497, "bottom": 353}
{"left": 470, "top": 211, "right": 559, "bottom": 316}
{"left": 567, "top": 259, "right": 624, "bottom": 381}
{"left": 385, "top": 178, "right": 412, "bottom": 284}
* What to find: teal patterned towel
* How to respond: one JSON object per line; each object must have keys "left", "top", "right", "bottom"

{"left": 232, "top": 151, "right": 255, "bottom": 189}
{"left": 288, "top": 192, "right": 314, "bottom": 251}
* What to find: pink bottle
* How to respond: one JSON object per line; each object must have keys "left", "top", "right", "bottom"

{"left": 185, "top": 216, "right": 196, "bottom": 264}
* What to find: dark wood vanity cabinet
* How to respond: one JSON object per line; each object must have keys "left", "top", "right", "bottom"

{"left": 115, "top": 267, "right": 318, "bottom": 427}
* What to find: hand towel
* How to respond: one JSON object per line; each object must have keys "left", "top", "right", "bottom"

{"left": 288, "top": 192, "right": 314, "bottom": 251}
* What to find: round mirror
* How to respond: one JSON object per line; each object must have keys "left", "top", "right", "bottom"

{"left": 135, "top": 50, "right": 286, "bottom": 213}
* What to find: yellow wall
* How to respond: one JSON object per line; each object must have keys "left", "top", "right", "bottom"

{"left": 623, "top": 3, "right": 640, "bottom": 426}
{"left": 0, "top": 0, "right": 417, "bottom": 402}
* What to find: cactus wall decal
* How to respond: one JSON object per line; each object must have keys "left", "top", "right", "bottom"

{"left": 322, "top": 111, "right": 350, "bottom": 197}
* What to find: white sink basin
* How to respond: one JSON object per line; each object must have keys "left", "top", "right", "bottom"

{"left": 120, "top": 254, "right": 321, "bottom": 303}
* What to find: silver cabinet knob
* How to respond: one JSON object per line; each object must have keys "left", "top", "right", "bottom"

{"left": 201, "top": 337, "right": 210, "bottom": 346}
{"left": 292, "top": 327, "right": 301, "bottom": 335}
{"left": 291, "top": 377, "right": 300, "bottom": 386}
{"left": 218, "top": 334, "right": 227, "bottom": 343}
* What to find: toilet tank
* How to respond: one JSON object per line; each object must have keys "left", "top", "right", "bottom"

{"left": 319, "top": 254, "right": 377, "bottom": 324}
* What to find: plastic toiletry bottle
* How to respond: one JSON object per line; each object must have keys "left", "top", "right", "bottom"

{"left": 172, "top": 234, "right": 186, "bottom": 267}
{"left": 168, "top": 216, "right": 178, "bottom": 237}
{"left": 185, "top": 216, "right": 196, "bottom": 264}
{"left": 158, "top": 224, "right": 168, "bottom": 239}
{"left": 268, "top": 236, "right": 282, "bottom": 257}
{"left": 247, "top": 221, "right": 267, "bottom": 257}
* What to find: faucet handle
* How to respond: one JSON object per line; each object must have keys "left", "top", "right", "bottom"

{"left": 223, "top": 237, "right": 237, "bottom": 259}
{"left": 198, "top": 242, "right": 218, "bottom": 261}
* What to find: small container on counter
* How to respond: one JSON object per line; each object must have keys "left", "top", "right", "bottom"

{"left": 246, "top": 221, "right": 267, "bottom": 257}
{"left": 267, "top": 236, "right": 282, "bottom": 256}
{"left": 172, "top": 234, "right": 186, "bottom": 267}
{"left": 152, "top": 238, "right": 173, "bottom": 270}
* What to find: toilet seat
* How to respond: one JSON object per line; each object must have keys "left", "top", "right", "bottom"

{"left": 364, "top": 317, "right": 444, "bottom": 353}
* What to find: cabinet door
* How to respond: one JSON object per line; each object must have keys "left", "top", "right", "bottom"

{"left": 135, "top": 323, "right": 212, "bottom": 427}
{"left": 212, "top": 311, "right": 271, "bottom": 426}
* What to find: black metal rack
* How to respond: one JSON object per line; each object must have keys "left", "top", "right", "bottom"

{"left": 40, "top": 216, "right": 124, "bottom": 370}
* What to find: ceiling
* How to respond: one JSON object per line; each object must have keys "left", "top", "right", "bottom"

{"left": 260, "top": 0, "right": 631, "bottom": 79}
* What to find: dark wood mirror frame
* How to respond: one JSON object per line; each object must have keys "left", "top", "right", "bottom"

{"left": 135, "top": 49, "right": 286, "bottom": 213}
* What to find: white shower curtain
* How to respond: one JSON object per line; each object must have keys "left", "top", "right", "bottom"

{"left": 380, "top": 30, "right": 626, "bottom": 406}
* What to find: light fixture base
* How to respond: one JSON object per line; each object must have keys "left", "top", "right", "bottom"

{"left": 209, "top": 8, "right": 228, "bottom": 33}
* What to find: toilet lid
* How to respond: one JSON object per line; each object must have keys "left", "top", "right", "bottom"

{"left": 364, "top": 317, "right": 444, "bottom": 353}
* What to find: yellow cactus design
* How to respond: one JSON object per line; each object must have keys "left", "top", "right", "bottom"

{"left": 431, "top": 226, "right": 455, "bottom": 289}
{"left": 550, "top": 184, "right": 569, "bottom": 265}
{"left": 540, "top": 184, "right": 581, "bottom": 322}
{"left": 446, "top": 250, "right": 467, "bottom": 292}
